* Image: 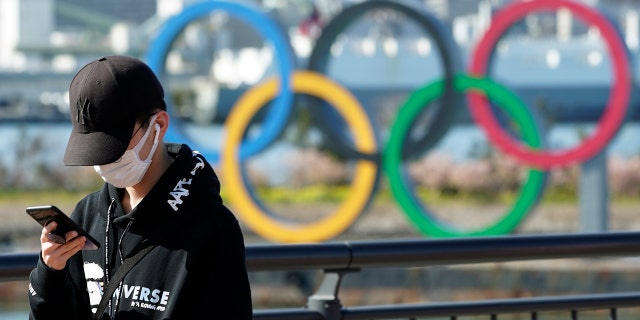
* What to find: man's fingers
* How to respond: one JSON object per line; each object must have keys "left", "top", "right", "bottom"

{"left": 46, "top": 233, "right": 66, "bottom": 244}
{"left": 43, "top": 221, "right": 57, "bottom": 233}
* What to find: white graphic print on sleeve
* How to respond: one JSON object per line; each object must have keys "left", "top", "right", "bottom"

{"left": 167, "top": 153, "right": 205, "bottom": 211}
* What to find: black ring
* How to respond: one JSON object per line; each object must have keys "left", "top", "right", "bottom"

{"left": 306, "top": 0, "right": 463, "bottom": 161}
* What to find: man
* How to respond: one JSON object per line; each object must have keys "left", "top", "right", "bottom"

{"left": 28, "top": 55, "right": 253, "bottom": 319}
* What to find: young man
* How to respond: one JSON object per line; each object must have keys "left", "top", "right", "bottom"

{"left": 28, "top": 55, "right": 253, "bottom": 319}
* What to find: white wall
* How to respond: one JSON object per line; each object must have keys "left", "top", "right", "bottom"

{"left": 0, "top": 0, "right": 20, "bottom": 70}
{"left": 157, "top": 0, "right": 184, "bottom": 18}
{"left": 0, "top": 0, "right": 54, "bottom": 71}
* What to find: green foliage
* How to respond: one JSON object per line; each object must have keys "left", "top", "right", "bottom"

{"left": 255, "top": 185, "right": 354, "bottom": 203}
{"left": 223, "top": 183, "right": 584, "bottom": 206}
{"left": 413, "top": 185, "right": 517, "bottom": 205}
{"left": 0, "top": 188, "right": 87, "bottom": 205}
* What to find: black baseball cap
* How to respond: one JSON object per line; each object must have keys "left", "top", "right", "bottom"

{"left": 63, "top": 55, "right": 166, "bottom": 166}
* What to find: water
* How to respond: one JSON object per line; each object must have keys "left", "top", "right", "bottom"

{"left": 1, "top": 311, "right": 27, "bottom": 320}
{"left": 0, "top": 295, "right": 29, "bottom": 319}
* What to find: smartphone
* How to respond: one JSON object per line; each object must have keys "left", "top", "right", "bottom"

{"left": 26, "top": 205, "right": 100, "bottom": 250}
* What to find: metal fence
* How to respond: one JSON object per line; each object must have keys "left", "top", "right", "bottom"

{"left": 2, "top": 231, "right": 640, "bottom": 319}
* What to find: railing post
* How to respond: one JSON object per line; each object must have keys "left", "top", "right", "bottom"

{"left": 579, "top": 150, "right": 609, "bottom": 232}
{"left": 306, "top": 268, "right": 359, "bottom": 320}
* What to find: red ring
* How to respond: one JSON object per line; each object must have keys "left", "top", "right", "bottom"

{"left": 468, "top": 0, "right": 632, "bottom": 169}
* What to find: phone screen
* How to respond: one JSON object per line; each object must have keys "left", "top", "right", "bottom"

{"left": 26, "top": 205, "right": 100, "bottom": 250}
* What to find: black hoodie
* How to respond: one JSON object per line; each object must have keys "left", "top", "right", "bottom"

{"left": 28, "top": 143, "right": 253, "bottom": 319}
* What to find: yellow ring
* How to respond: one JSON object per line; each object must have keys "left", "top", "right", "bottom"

{"left": 222, "top": 71, "right": 378, "bottom": 243}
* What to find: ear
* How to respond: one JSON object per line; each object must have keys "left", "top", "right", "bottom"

{"left": 155, "top": 110, "right": 170, "bottom": 141}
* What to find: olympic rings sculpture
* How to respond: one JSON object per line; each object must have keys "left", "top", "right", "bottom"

{"left": 146, "top": 0, "right": 632, "bottom": 243}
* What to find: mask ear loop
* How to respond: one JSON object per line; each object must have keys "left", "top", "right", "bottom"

{"left": 131, "top": 114, "right": 159, "bottom": 160}
{"left": 152, "top": 123, "right": 160, "bottom": 145}
{"left": 141, "top": 123, "right": 161, "bottom": 163}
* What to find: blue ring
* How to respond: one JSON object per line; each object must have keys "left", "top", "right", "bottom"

{"left": 145, "top": 0, "right": 295, "bottom": 163}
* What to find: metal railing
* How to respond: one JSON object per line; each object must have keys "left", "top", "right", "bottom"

{"left": 3, "top": 231, "right": 640, "bottom": 319}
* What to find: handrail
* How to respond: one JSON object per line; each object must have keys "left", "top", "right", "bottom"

{"left": 339, "top": 291, "right": 640, "bottom": 319}
{"left": 248, "top": 230, "right": 640, "bottom": 270}
{"left": 4, "top": 231, "right": 640, "bottom": 319}
{"left": 3, "top": 231, "right": 640, "bottom": 278}
{"left": 250, "top": 291, "right": 640, "bottom": 319}
{"left": 0, "top": 252, "right": 38, "bottom": 281}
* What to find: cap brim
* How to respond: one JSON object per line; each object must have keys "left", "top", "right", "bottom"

{"left": 63, "top": 130, "right": 130, "bottom": 166}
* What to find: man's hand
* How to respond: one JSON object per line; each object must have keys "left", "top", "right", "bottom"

{"left": 40, "top": 221, "right": 86, "bottom": 270}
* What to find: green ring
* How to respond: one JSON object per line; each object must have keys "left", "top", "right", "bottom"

{"left": 383, "top": 74, "right": 547, "bottom": 237}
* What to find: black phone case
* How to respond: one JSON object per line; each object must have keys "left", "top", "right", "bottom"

{"left": 26, "top": 205, "right": 100, "bottom": 250}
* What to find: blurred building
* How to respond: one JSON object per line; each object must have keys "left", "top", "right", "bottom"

{"left": 0, "top": 0, "right": 182, "bottom": 72}
{"left": 1, "top": 0, "right": 640, "bottom": 122}
{"left": 2, "top": 0, "right": 640, "bottom": 72}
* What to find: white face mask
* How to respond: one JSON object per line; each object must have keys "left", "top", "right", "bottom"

{"left": 94, "top": 115, "right": 160, "bottom": 188}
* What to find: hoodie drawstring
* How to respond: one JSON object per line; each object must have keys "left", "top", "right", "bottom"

{"left": 111, "top": 218, "right": 134, "bottom": 318}
{"left": 104, "top": 198, "right": 115, "bottom": 318}
{"left": 103, "top": 198, "right": 135, "bottom": 320}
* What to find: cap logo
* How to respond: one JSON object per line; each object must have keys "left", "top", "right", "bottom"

{"left": 76, "top": 97, "right": 91, "bottom": 125}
